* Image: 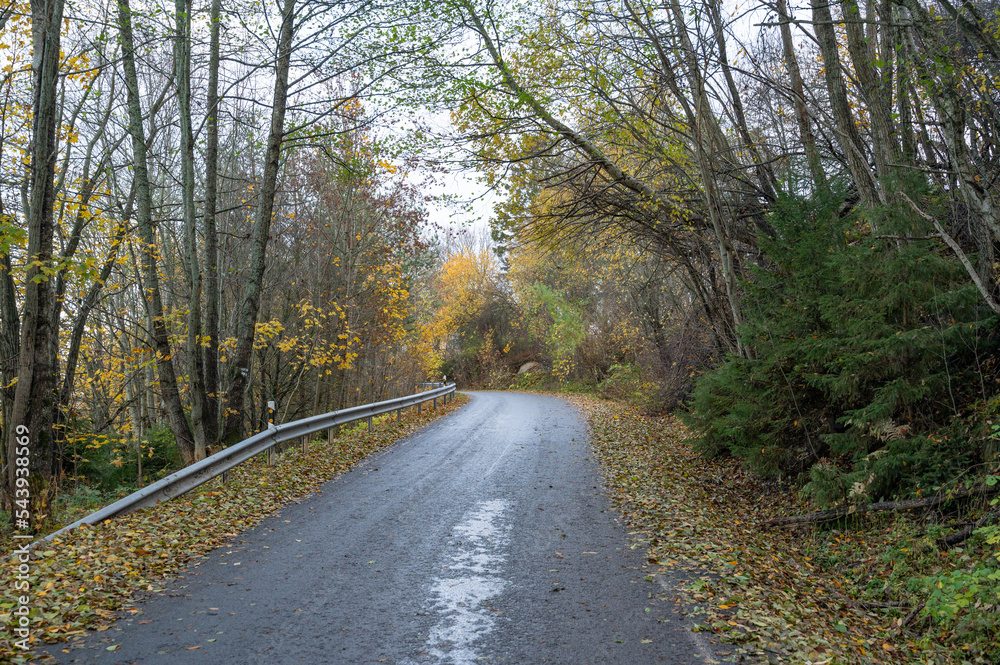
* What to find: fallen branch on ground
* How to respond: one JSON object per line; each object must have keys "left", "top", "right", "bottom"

{"left": 941, "top": 506, "right": 1000, "bottom": 548}
{"left": 832, "top": 590, "right": 911, "bottom": 611}
{"left": 903, "top": 602, "right": 926, "bottom": 628}
{"left": 766, "top": 488, "right": 980, "bottom": 527}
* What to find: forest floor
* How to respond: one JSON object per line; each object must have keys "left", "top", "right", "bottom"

{"left": 0, "top": 395, "right": 468, "bottom": 664}
{"left": 570, "top": 395, "right": 999, "bottom": 665}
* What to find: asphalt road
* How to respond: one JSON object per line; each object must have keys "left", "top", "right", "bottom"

{"left": 46, "top": 392, "right": 720, "bottom": 665}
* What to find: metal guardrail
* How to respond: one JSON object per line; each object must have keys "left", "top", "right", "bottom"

{"left": 39, "top": 383, "right": 457, "bottom": 544}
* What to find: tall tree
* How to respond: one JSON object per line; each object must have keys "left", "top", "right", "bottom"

{"left": 117, "top": 0, "right": 196, "bottom": 464}
{"left": 174, "top": 0, "right": 208, "bottom": 460}
{"left": 202, "top": 0, "right": 224, "bottom": 447}
{"left": 220, "top": 0, "right": 296, "bottom": 445}
{"left": 810, "top": 0, "right": 879, "bottom": 206}
{"left": 774, "top": 0, "right": 826, "bottom": 187}
{"left": 6, "top": 0, "right": 65, "bottom": 518}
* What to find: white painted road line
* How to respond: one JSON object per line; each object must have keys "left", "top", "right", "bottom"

{"left": 420, "top": 500, "right": 511, "bottom": 665}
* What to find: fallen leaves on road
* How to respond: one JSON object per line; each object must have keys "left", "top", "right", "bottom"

{"left": 0, "top": 395, "right": 467, "bottom": 664}
{"left": 573, "top": 396, "right": 940, "bottom": 664}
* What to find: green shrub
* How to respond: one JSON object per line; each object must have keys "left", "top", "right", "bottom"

{"left": 597, "top": 363, "right": 657, "bottom": 410}
{"left": 918, "top": 484, "right": 1000, "bottom": 660}
{"left": 510, "top": 367, "right": 551, "bottom": 390}
{"left": 684, "top": 186, "right": 999, "bottom": 501}
{"left": 70, "top": 425, "right": 181, "bottom": 492}
{"left": 523, "top": 283, "right": 586, "bottom": 381}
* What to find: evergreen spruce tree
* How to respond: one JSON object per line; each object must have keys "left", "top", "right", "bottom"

{"left": 685, "top": 187, "right": 998, "bottom": 505}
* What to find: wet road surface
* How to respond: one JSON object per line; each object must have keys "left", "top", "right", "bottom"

{"left": 46, "top": 392, "right": 719, "bottom": 665}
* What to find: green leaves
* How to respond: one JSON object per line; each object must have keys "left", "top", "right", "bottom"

{"left": 0, "top": 214, "right": 26, "bottom": 254}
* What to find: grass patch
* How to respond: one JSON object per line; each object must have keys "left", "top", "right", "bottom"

{"left": 0, "top": 394, "right": 467, "bottom": 663}
{"left": 507, "top": 364, "right": 667, "bottom": 413}
{"left": 572, "top": 395, "right": 999, "bottom": 664}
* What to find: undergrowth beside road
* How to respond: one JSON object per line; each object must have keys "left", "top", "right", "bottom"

{"left": 0, "top": 395, "right": 467, "bottom": 663}
{"left": 573, "top": 396, "right": 999, "bottom": 664}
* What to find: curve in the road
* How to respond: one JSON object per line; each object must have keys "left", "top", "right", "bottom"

{"left": 45, "top": 392, "right": 721, "bottom": 665}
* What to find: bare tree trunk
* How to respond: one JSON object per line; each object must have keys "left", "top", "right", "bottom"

{"left": 620, "top": 0, "right": 743, "bottom": 352}
{"left": 810, "top": 0, "right": 880, "bottom": 207}
{"left": 896, "top": 0, "right": 1000, "bottom": 242}
{"left": 49, "top": 103, "right": 115, "bottom": 468}
{"left": 59, "top": 217, "right": 128, "bottom": 410}
{"left": 7, "top": 0, "right": 64, "bottom": 522}
{"left": 202, "top": 0, "right": 223, "bottom": 447}
{"left": 776, "top": 0, "right": 826, "bottom": 187}
{"left": 706, "top": 0, "right": 777, "bottom": 202}
{"left": 666, "top": 0, "right": 747, "bottom": 355}
{"left": 908, "top": 80, "right": 941, "bottom": 174}
{"left": 0, "top": 3, "right": 14, "bottom": 31}
{"left": 842, "top": 0, "right": 900, "bottom": 193}
{"left": 900, "top": 193, "right": 1000, "bottom": 313}
{"left": 174, "top": 0, "right": 208, "bottom": 460}
{"left": 895, "top": 27, "right": 918, "bottom": 163}
{"left": 117, "top": 0, "right": 196, "bottom": 464}
{"left": 59, "top": 117, "right": 139, "bottom": 412}
{"left": 220, "top": 0, "right": 296, "bottom": 446}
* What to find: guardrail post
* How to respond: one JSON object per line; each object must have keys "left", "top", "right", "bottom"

{"left": 300, "top": 434, "right": 308, "bottom": 453}
{"left": 433, "top": 397, "right": 437, "bottom": 409}
{"left": 266, "top": 445, "right": 276, "bottom": 466}
{"left": 396, "top": 407, "right": 400, "bottom": 420}
{"left": 221, "top": 470, "right": 230, "bottom": 484}
{"left": 327, "top": 426, "right": 335, "bottom": 442}
{"left": 367, "top": 416, "right": 373, "bottom": 430}
{"left": 418, "top": 401, "right": 422, "bottom": 414}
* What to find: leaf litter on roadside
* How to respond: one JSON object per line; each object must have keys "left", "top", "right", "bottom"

{"left": 571, "top": 396, "right": 934, "bottom": 665}
{"left": 0, "top": 395, "right": 468, "bottom": 664}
